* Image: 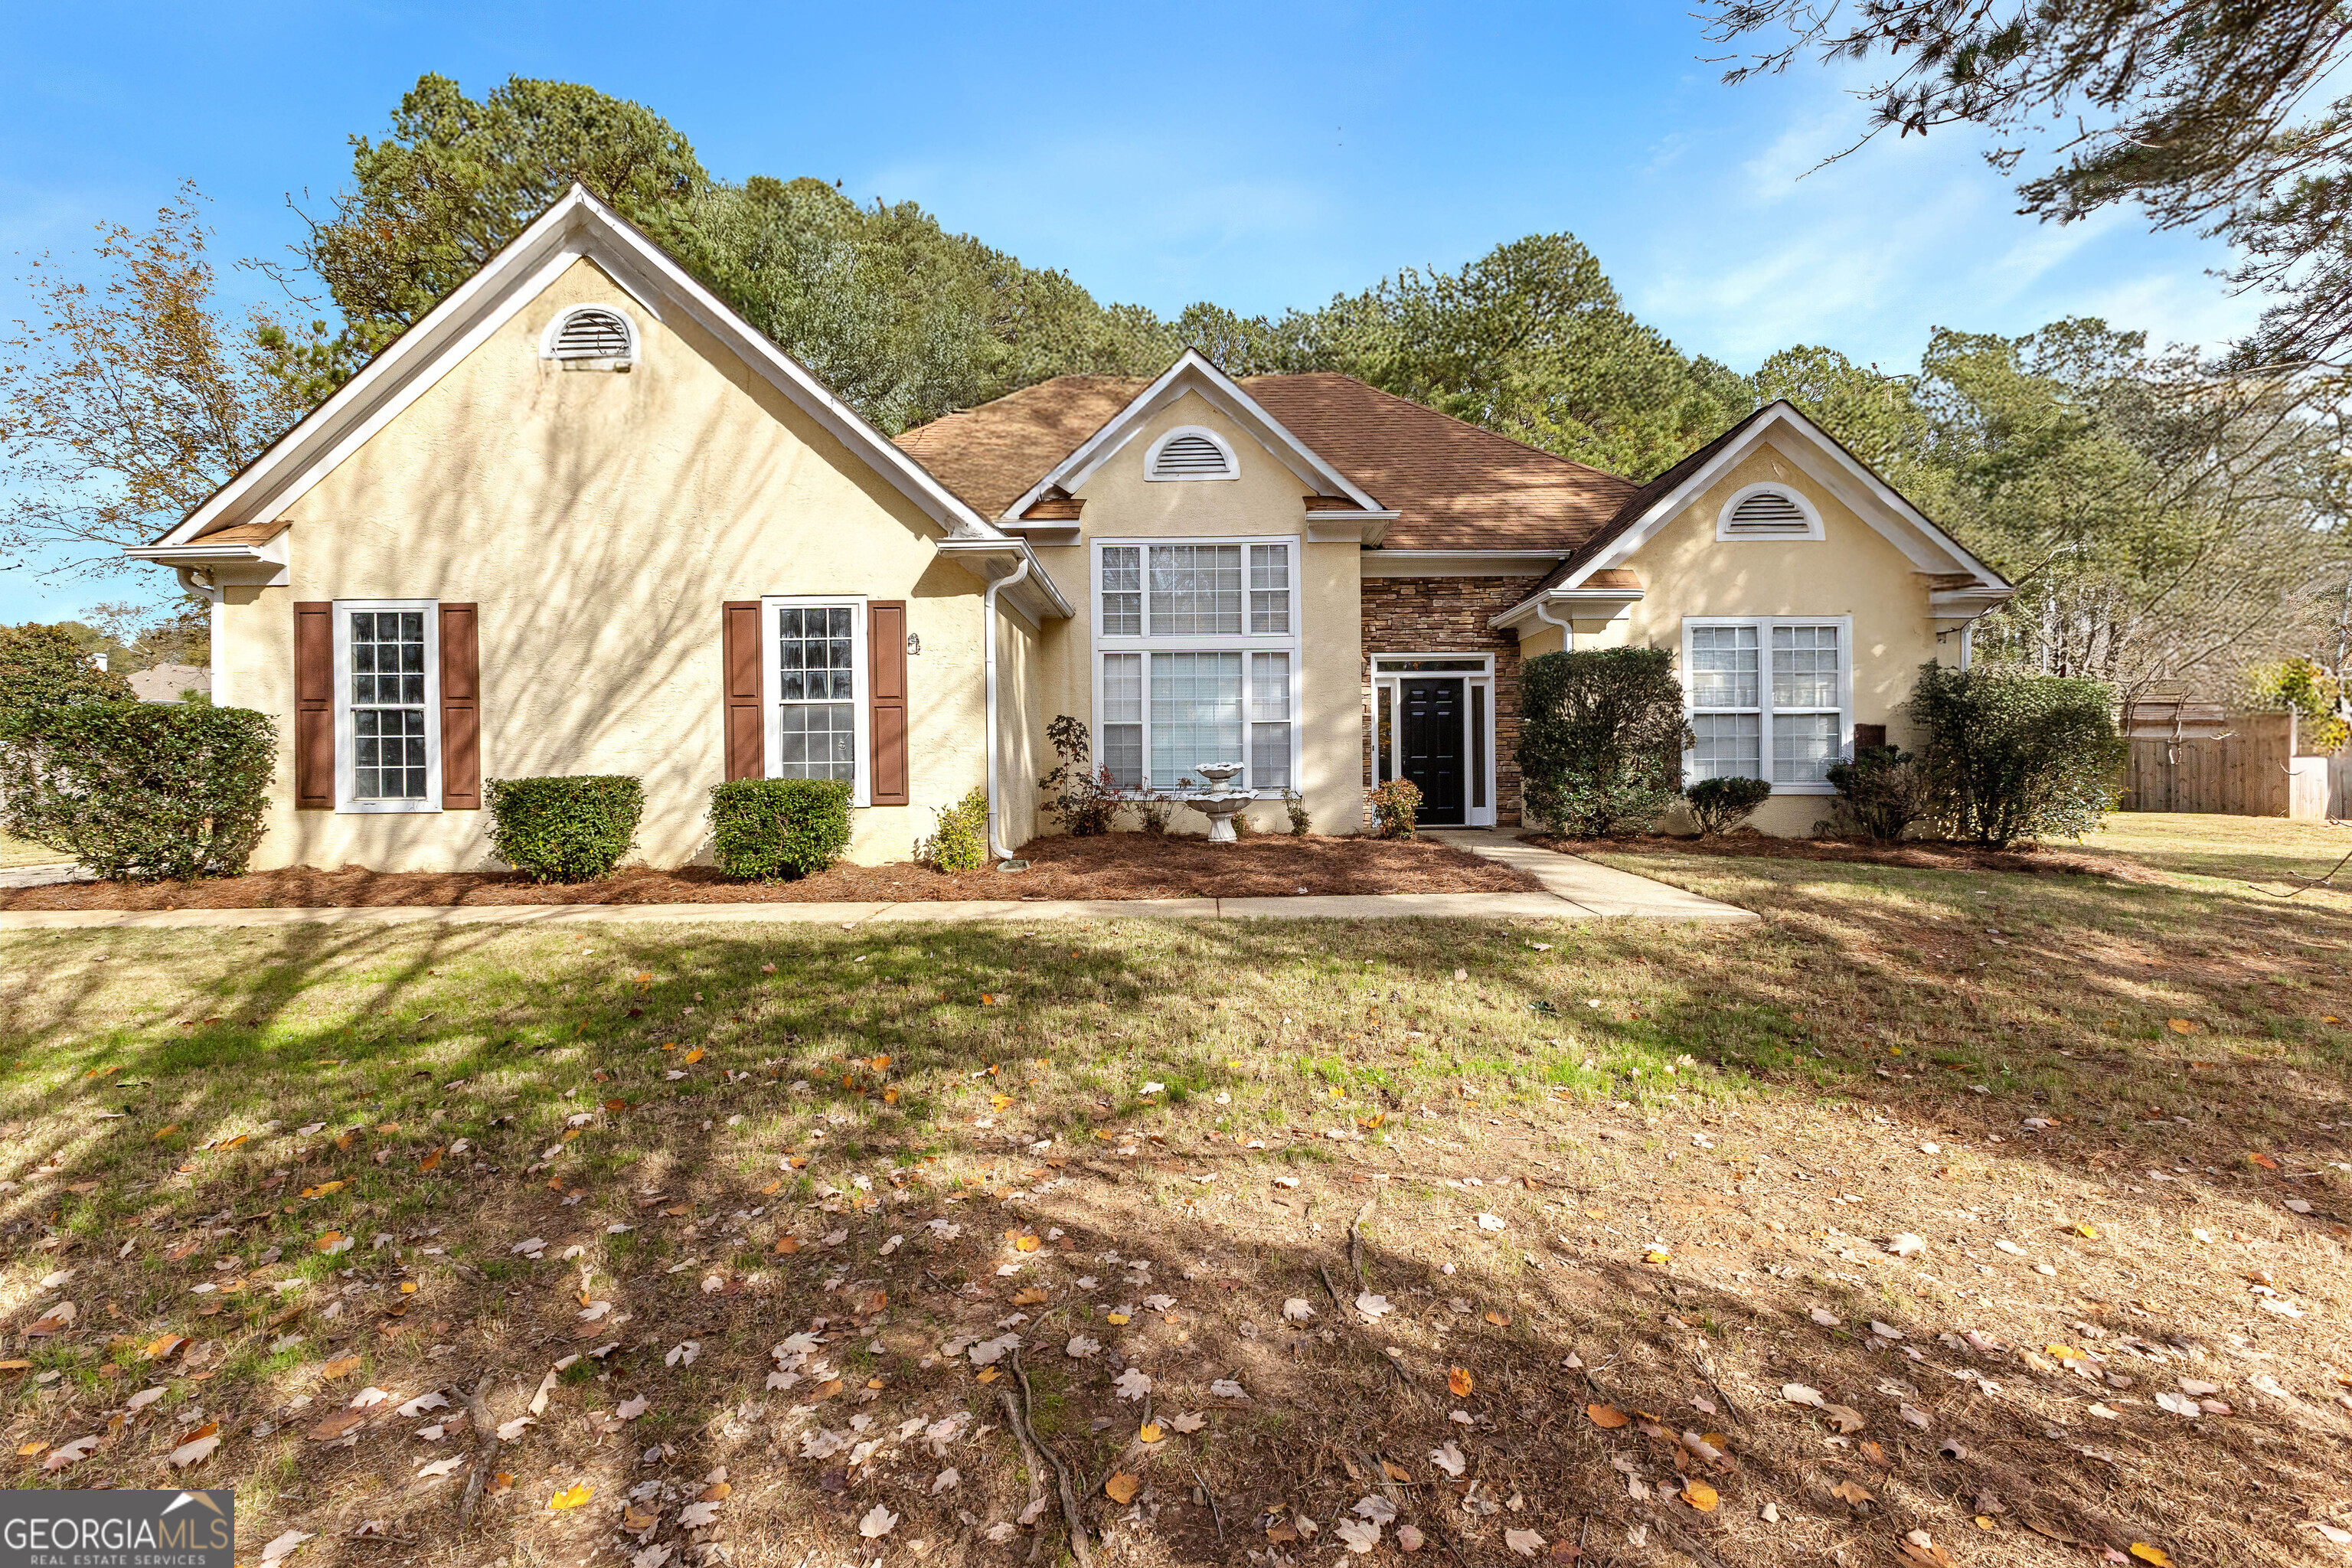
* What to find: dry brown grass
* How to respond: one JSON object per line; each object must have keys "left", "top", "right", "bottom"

{"left": 0, "top": 813, "right": 2344, "bottom": 1567}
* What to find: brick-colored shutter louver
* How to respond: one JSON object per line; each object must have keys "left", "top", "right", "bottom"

{"left": 439, "top": 603, "right": 481, "bottom": 809}
{"left": 294, "top": 602, "right": 334, "bottom": 809}
{"left": 869, "top": 601, "right": 908, "bottom": 805}
{"left": 723, "top": 601, "right": 765, "bottom": 781}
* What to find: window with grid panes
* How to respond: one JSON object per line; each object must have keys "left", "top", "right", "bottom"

{"left": 1095, "top": 541, "right": 1296, "bottom": 792}
{"left": 1684, "top": 619, "right": 1846, "bottom": 786}
{"left": 350, "top": 609, "right": 429, "bottom": 800}
{"left": 776, "top": 606, "right": 858, "bottom": 782}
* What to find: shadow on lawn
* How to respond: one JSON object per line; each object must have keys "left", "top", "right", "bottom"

{"left": 0, "top": 897, "right": 2343, "bottom": 1563}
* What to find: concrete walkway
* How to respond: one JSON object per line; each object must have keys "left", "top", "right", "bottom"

{"left": 0, "top": 837, "right": 1751, "bottom": 933}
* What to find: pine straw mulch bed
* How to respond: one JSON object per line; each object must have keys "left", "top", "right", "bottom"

{"left": 1522, "top": 832, "right": 2167, "bottom": 883}
{"left": 0, "top": 833, "right": 1538, "bottom": 912}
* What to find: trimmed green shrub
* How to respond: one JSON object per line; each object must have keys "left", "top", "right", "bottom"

{"left": 1684, "top": 776, "right": 1771, "bottom": 835}
{"left": 915, "top": 786, "right": 989, "bottom": 871}
{"left": 487, "top": 775, "right": 645, "bottom": 882}
{"left": 1824, "top": 745, "right": 1937, "bottom": 841}
{"left": 1368, "top": 778, "right": 1422, "bottom": 838}
{"left": 1908, "top": 662, "right": 2124, "bottom": 848}
{"left": 0, "top": 622, "right": 134, "bottom": 710}
{"left": 1517, "top": 648, "right": 1695, "bottom": 836}
{"left": 707, "top": 777, "right": 851, "bottom": 880}
{"left": 0, "top": 702, "right": 274, "bottom": 880}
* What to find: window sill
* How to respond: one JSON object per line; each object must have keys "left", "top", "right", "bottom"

{"left": 337, "top": 800, "right": 444, "bottom": 815}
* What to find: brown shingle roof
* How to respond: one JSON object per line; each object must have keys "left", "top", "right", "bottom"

{"left": 1240, "top": 374, "right": 1637, "bottom": 551}
{"left": 1512, "top": 407, "right": 1775, "bottom": 603}
{"left": 893, "top": 376, "right": 1148, "bottom": 522}
{"left": 892, "top": 371, "right": 1642, "bottom": 553}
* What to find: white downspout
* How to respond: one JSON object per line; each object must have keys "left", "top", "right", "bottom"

{"left": 177, "top": 567, "right": 227, "bottom": 706}
{"left": 1530, "top": 596, "right": 1571, "bottom": 647}
{"left": 982, "top": 554, "right": 1034, "bottom": 863}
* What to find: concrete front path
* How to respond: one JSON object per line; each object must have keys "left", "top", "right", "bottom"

{"left": 0, "top": 836, "right": 1750, "bottom": 933}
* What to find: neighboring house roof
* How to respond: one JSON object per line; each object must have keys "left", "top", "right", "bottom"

{"left": 128, "top": 664, "right": 209, "bottom": 703}
{"left": 895, "top": 367, "right": 1639, "bottom": 553}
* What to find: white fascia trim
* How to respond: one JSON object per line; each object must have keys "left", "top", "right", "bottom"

{"left": 127, "top": 531, "right": 290, "bottom": 588}
{"left": 1305, "top": 510, "right": 1398, "bottom": 547}
{"left": 999, "top": 348, "right": 1384, "bottom": 521}
{"left": 1488, "top": 584, "right": 1642, "bottom": 633}
{"left": 154, "top": 185, "right": 1001, "bottom": 549}
{"left": 1363, "top": 549, "right": 1562, "bottom": 577}
{"left": 1557, "top": 402, "right": 2011, "bottom": 595}
{"left": 933, "top": 537, "right": 1074, "bottom": 626}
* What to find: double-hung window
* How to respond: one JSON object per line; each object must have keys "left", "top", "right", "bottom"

{"left": 334, "top": 600, "right": 440, "bottom": 811}
{"left": 1682, "top": 616, "right": 1851, "bottom": 790}
{"left": 1094, "top": 538, "right": 1298, "bottom": 792}
{"left": 763, "top": 597, "right": 869, "bottom": 805}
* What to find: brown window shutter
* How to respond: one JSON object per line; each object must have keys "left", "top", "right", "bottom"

{"left": 294, "top": 602, "right": 334, "bottom": 809}
{"left": 723, "top": 601, "right": 765, "bottom": 780}
{"left": 439, "top": 603, "right": 481, "bottom": 809}
{"left": 868, "top": 601, "right": 909, "bottom": 805}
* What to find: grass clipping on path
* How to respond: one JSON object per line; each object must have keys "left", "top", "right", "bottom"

{"left": 0, "top": 817, "right": 2346, "bottom": 1566}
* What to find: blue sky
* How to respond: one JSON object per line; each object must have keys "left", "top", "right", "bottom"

{"left": 1, "top": 1, "right": 2260, "bottom": 625}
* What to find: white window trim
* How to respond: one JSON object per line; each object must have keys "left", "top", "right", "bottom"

{"left": 1142, "top": 424, "right": 1240, "bottom": 482}
{"left": 332, "top": 598, "right": 441, "bottom": 815}
{"left": 762, "top": 595, "right": 871, "bottom": 808}
{"left": 1715, "top": 482, "right": 1824, "bottom": 541}
{"left": 1680, "top": 615, "right": 1853, "bottom": 795}
{"left": 1368, "top": 653, "right": 1497, "bottom": 828}
{"left": 1090, "top": 535, "right": 1299, "bottom": 796}
{"left": 540, "top": 304, "right": 639, "bottom": 368}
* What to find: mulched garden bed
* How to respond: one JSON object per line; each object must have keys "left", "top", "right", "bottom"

{"left": 0, "top": 831, "right": 1539, "bottom": 911}
{"left": 1523, "top": 830, "right": 2163, "bottom": 881}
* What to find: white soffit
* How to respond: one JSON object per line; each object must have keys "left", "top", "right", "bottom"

{"left": 154, "top": 185, "right": 1001, "bottom": 547}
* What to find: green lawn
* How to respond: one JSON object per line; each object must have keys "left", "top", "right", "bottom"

{"left": 0, "top": 815, "right": 2344, "bottom": 1567}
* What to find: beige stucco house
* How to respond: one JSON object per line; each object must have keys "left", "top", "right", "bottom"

{"left": 131, "top": 186, "right": 2011, "bottom": 870}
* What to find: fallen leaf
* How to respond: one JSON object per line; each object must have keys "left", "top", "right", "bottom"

{"left": 168, "top": 1422, "right": 222, "bottom": 1468}
{"left": 858, "top": 1504, "right": 899, "bottom": 1538}
{"left": 1683, "top": 1478, "right": 1719, "bottom": 1512}
{"left": 1449, "top": 1366, "right": 1475, "bottom": 1398}
{"left": 1505, "top": 1528, "right": 1545, "bottom": 1557}
{"left": 549, "top": 1485, "right": 593, "bottom": 1511}
{"left": 2129, "top": 1547, "right": 2173, "bottom": 1567}
{"left": 259, "top": 1530, "right": 314, "bottom": 1564}
{"left": 1587, "top": 1403, "right": 1630, "bottom": 1429}
{"left": 1831, "top": 1481, "right": 1874, "bottom": 1504}
{"left": 1104, "top": 1473, "right": 1140, "bottom": 1504}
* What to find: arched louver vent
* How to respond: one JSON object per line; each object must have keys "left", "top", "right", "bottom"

{"left": 1150, "top": 432, "right": 1234, "bottom": 479}
{"left": 550, "top": 307, "right": 633, "bottom": 361}
{"left": 1726, "top": 489, "right": 1810, "bottom": 534}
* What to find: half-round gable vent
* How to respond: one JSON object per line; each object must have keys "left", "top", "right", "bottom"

{"left": 549, "top": 306, "right": 635, "bottom": 361}
{"left": 1149, "top": 431, "right": 1235, "bottom": 479}
{"left": 1726, "top": 488, "right": 1810, "bottom": 534}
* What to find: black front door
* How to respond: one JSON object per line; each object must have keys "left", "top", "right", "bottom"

{"left": 1400, "top": 678, "right": 1465, "bottom": 825}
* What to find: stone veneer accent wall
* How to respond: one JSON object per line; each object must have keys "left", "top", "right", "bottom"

{"left": 1360, "top": 575, "right": 1547, "bottom": 826}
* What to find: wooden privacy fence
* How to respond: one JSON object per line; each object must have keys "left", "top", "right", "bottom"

{"left": 2122, "top": 704, "right": 2331, "bottom": 818}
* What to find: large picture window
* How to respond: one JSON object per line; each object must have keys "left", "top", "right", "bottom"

{"left": 1093, "top": 537, "right": 1298, "bottom": 792}
{"left": 763, "top": 597, "right": 869, "bottom": 804}
{"left": 333, "top": 599, "right": 440, "bottom": 812}
{"left": 1681, "top": 616, "right": 1851, "bottom": 790}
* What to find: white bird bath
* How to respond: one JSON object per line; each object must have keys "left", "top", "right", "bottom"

{"left": 1184, "top": 761, "right": 1253, "bottom": 844}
